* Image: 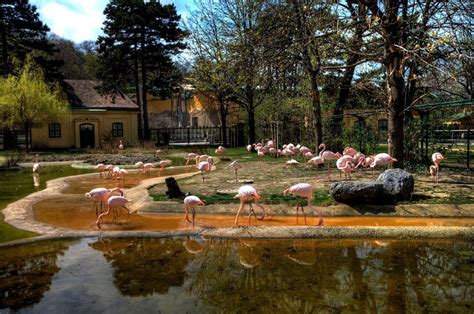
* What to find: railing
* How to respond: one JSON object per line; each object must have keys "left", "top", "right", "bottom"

{"left": 148, "top": 126, "right": 243, "bottom": 147}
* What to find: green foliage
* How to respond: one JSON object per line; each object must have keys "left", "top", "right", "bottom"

{"left": 0, "top": 0, "right": 62, "bottom": 79}
{"left": 0, "top": 55, "right": 69, "bottom": 149}
{"left": 342, "top": 123, "right": 378, "bottom": 154}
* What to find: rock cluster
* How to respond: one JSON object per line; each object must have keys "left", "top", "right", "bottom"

{"left": 330, "top": 168, "right": 414, "bottom": 204}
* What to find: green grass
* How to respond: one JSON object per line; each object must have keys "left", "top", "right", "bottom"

{"left": 400, "top": 191, "right": 474, "bottom": 205}
{"left": 150, "top": 190, "right": 334, "bottom": 206}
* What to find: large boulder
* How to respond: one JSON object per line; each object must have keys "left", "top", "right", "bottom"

{"left": 377, "top": 168, "right": 414, "bottom": 201}
{"left": 330, "top": 181, "right": 385, "bottom": 204}
{"left": 330, "top": 168, "right": 415, "bottom": 205}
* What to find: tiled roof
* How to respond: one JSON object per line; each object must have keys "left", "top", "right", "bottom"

{"left": 63, "top": 80, "right": 138, "bottom": 110}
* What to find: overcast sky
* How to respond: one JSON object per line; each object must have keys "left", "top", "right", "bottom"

{"left": 30, "top": 0, "right": 193, "bottom": 43}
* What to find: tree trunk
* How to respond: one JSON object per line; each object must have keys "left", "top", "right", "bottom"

{"left": 218, "top": 95, "right": 228, "bottom": 147}
{"left": 24, "top": 122, "right": 30, "bottom": 152}
{"left": 309, "top": 71, "right": 323, "bottom": 147}
{"left": 133, "top": 35, "right": 144, "bottom": 140}
{"left": 140, "top": 34, "right": 149, "bottom": 140}
{"left": 386, "top": 52, "right": 405, "bottom": 168}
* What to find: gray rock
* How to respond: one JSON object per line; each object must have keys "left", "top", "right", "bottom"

{"left": 330, "top": 181, "right": 386, "bottom": 204}
{"left": 377, "top": 168, "right": 414, "bottom": 201}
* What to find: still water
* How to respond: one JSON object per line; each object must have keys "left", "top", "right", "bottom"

{"left": 1, "top": 237, "right": 472, "bottom": 313}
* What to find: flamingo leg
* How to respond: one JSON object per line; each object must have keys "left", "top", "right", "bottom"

{"left": 248, "top": 203, "right": 257, "bottom": 225}
{"left": 191, "top": 207, "right": 196, "bottom": 229}
{"left": 301, "top": 205, "right": 307, "bottom": 225}
{"left": 255, "top": 202, "right": 267, "bottom": 220}
{"left": 235, "top": 201, "right": 245, "bottom": 225}
{"left": 184, "top": 207, "right": 192, "bottom": 223}
{"left": 201, "top": 171, "right": 205, "bottom": 182}
{"left": 235, "top": 169, "right": 238, "bottom": 183}
{"left": 316, "top": 209, "right": 324, "bottom": 226}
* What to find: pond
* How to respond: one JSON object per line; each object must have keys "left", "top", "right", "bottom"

{"left": 1, "top": 237, "right": 472, "bottom": 312}
{"left": 0, "top": 165, "right": 93, "bottom": 242}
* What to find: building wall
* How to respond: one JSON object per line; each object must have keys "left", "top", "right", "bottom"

{"left": 147, "top": 91, "right": 240, "bottom": 128}
{"left": 31, "top": 110, "right": 139, "bottom": 149}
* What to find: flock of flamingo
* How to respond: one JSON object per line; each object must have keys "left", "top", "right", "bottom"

{"left": 31, "top": 140, "right": 444, "bottom": 230}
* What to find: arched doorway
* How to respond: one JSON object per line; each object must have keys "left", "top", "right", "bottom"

{"left": 79, "top": 123, "right": 95, "bottom": 148}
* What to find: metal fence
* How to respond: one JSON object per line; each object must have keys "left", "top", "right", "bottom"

{"left": 419, "top": 126, "right": 472, "bottom": 171}
{"left": 149, "top": 126, "right": 244, "bottom": 147}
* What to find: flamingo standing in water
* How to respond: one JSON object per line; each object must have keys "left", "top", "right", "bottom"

{"left": 95, "top": 163, "right": 107, "bottom": 178}
{"left": 183, "top": 195, "right": 205, "bottom": 228}
{"left": 185, "top": 153, "right": 199, "bottom": 165}
{"left": 430, "top": 152, "right": 444, "bottom": 185}
{"left": 96, "top": 195, "right": 131, "bottom": 229}
{"left": 32, "top": 154, "right": 41, "bottom": 173}
{"left": 135, "top": 161, "right": 154, "bottom": 175}
{"left": 234, "top": 185, "right": 267, "bottom": 225}
{"left": 318, "top": 143, "right": 341, "bottom": 181}
{"left": 85, "top": 187, "right": 124, "bottom": 216}
{"left": 228, "top": 160, "right": 242, "bottom": 182}
{"left": 283, "top": 183, "right": 323, "bottom": 226}
{"left": 157, "top": 159, "right": 172, "bottom": 175}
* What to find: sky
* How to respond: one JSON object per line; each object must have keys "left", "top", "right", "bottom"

{"left": 30, "top": 0, "right": 194, "bottom": 43}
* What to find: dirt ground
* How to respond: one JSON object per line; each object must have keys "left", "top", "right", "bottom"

{"left": 148, "top": 158, "right": 474, "bottom": 212}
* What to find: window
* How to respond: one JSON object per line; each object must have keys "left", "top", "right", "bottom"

{"left": 378, "top": 119, "right": 388, "bottom": 132}
{"left": 48, "top": 123, "right": 61, "bottom": 138}
{"left": 112, "top": 122, "right": 123, "bottom": 137}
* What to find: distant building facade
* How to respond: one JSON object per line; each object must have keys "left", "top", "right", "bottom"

{"left": 31, "top": 80, "right": 139, "bottom": 149}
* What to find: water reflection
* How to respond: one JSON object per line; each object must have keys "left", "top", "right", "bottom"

{"left": 33, "top": 173, "right": 41, "bottom": 190}
{"left": 0, "top": 239, "right": 72, "bottom": 310}
{"left": 1, "top": 238, "right": 472, "bottom": 312}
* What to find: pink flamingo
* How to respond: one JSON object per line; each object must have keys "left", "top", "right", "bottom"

{"left": 118, "top": 140, "right": 124, "bottom": 150}
{"left": 228, "top": 160, "right": 242, "bottom": 182}
{"left": 85, "top": 187, "right": 123, "bottom": 216}
{"left": 215, "top": 146, "right": 226, "bottom": 156}
{"left": 95, "top": 163, "right": 107, "bottom": 178}
{"left": 157, "top": 159, "right": 172, "bottom": 175}
{"left": 183, "top": 195, "right": 205, "bottom": 228}
{"left": 112, "top": 166, "right": 121, "bottom": 180}
{"left": 370, "top": 153, "right": 397, "bottom": 171}
{"left": 234, "top": 185, "right": 267, "bottom": 225}
{"left": 343, "top": 147, "right": 357, "bottom": 157}
{"left": 196, "top": 157, "right": 212, "bottom": 181}
{"left": 185, "top": 153, "right": 199, "bottom": 165}
{"left": 96, "top": 195, "right": 131, "bottom": 229}
{"left": 283, "top": 183, "right": 323, "bottom": 226}
{"left": 105, "top": 164, "right": 115, "bottom": 178}
{"left": 430, "top": 152, "right": 444, "bottom": 185}
{"left": 286, "top": 159, "right": 299, "bottom": 167}
{"left": 32, "top": 154, "right": 41, "bottom": 173}
{"left": 246, "top": 144, "right": 252, "bottom": 153}
{"left": 307, "top": 156, "right": 324, "bottom": 170}
{"left": 336, "top": 156, "right": 361, "bottom": 181}
{"left": 319, "top": 143, "right": 341, "bottom": 181}
{"left": 135, "top": 161, "right": 154, "bottom": 174}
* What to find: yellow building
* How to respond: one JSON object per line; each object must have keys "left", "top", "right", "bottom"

{"left": 31, "top": 80, "right": 139, "bottom": 149}
{"left": 147, "top": 85, "right": 240, "bottom": 128}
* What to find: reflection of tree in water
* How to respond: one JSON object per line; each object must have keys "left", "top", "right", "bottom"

{"left": 186, "top": 239, "right": 474, "bottom": 313}
{"left": 0, "top": 239, "right": 72, "bottom": 310}
{"left": 89, "top": 237, "right": 193, "bottom": 297}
